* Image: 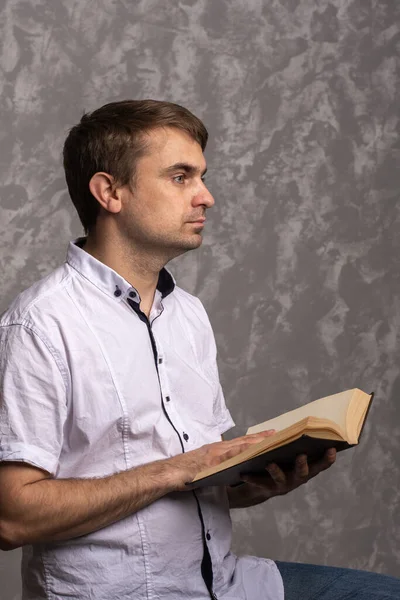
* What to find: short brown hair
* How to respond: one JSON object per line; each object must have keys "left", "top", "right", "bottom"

{"left": 63, "top": 99, "right": 208, "bottom": 234}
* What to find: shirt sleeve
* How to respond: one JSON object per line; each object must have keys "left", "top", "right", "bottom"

{"left": 213, "top": 381, "right": 235, "bottom": 436}
{"left": 0, "top": 322, "right": 68, "bottom": 476}
{"left": 195, "top": 300, "right": 235, "bottom": 435}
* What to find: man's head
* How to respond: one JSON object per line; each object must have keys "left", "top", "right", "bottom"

{"left": 63, "top": 100, "right": 214, "bottom": 258}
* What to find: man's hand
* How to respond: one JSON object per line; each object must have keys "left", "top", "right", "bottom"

{"left": 228, "top": 448, "right": 337, "bottom": 508}
{"left": 166, "top": 430, "right": 276, "bottom": 491}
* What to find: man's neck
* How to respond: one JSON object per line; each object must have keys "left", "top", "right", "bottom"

{"left": 83, "top": 232, "right": 166, "bottom": 318}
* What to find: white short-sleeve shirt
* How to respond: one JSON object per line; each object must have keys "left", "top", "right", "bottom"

{"left": 0, "top": 238, "right": 284, "bottom": 600}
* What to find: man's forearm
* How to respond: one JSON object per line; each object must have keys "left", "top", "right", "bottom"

{"left": 0, "top": 432, "right": 275, "bottom": 549}
{"left": 2, "top": 459, "right": 177, "bottom": 548}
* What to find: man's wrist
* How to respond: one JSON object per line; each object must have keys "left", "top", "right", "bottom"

{"left": 150, "top": 455, "right": 194, "bottom": 494}
{"left": 140, "top": 459, "right": 183, "bottom": 495}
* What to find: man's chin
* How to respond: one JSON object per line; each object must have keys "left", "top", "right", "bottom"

{"left": 185, "top": 232, "right": 203, "bottom": 247}
{"left": 168, "top": 234, "right": 203, "bottom": 256}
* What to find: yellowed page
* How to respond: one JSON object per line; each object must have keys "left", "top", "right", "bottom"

{"left": 346, "top": 388, "right": 372, "bottom": 443}
{"left": 247, "top": 389, "right": 357, "bottom": 436}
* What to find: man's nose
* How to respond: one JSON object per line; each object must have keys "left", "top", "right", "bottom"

{"left": 193, "top": 183, "right": 215, "bottom": 208}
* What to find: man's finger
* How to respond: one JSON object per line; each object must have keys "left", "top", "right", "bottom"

{"left": 225, "top": 430, "right": 275, "bottom": 448}
{"left": 243, "top": 430, "right": 276, "bottom": 441}
{"left": 326, "top": 447, "right": 337, "bottom": 462}
{"left": 307, "top": 448, "right": 337, "bottom": 478}
{"left": 221, "top": 441, "right": 265, "bottom": 461}
{"left": 265, "top": 462, "right": 286, "bottom": 485}
{"left": 240, "top": 473, "right": 271, "bottom": 487}
{"left": 246, "top": 430, "right": 276, "bottom": 442}
{"left": 294, "top": 454, "right": 309, "bottom": 480}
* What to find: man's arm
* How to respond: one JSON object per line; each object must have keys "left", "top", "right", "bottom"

{"left": 0, "top": 431, "right": 272, "bottom": 550}
{"left": 227, "top": 448, "right": 337, "bottom": 509}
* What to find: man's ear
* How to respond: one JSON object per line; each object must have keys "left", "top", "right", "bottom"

{"left": 89, "top": 172, "right": 122, "bottom": 215}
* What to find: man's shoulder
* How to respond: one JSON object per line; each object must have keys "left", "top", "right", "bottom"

{"left": 172, "top": 285, "right": 207, "bottom": 316}
{"left": 0, "top": 263, "right": 71, "bottom": 329}
{"left": 171, "top": 284, "right": 214, "bottom": 335}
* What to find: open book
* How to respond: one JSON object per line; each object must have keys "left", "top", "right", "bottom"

{"left": 188, "top": 388, "right": 373, "bottom": 488}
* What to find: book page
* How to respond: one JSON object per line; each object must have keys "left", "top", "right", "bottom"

{"left": 247, "top": 389, "right": 356, "bottom": 436}
{"left": 191, "top": 388, "right": 372, "bottom": 484}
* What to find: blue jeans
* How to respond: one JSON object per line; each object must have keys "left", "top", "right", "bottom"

{"left": 276, "top": 561, "right": 400, "bottom": 599}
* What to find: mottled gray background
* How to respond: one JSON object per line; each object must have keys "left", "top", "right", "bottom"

{"left": 0, "top": 0, "right": 399, "bottom": 597}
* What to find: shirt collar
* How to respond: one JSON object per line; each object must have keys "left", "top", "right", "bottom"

{"left": 66, "top": 237, "right": 176, "bottom": 302}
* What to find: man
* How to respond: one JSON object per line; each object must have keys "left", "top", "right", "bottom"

{"left": 0, "top": 100, "right": 398, "bottom": 600}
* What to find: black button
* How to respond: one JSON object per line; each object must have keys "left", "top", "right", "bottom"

{"left": 183, "top": 433, "right": 189, "bottom": 441}
{"left": 165, "top": 396, "right": 170, "bottom": 402}
{"left": 159, "top": 357, "right": 163, "bottom": 364}
{"left": 129, "top": 291, "right": 136, "bottom": 298}
{"left": 114, "top": 287, "right": 122, "bottom": 297}
{"left": 206, "top": 532, "right": 211, "bottom": 541}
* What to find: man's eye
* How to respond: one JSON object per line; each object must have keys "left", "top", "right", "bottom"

{"left": 173, "top": 175, "right": 185, "bottom": 183}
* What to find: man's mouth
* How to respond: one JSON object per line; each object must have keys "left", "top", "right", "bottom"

{"left": 188, "top": 217, "right": 206, "bottom": 224}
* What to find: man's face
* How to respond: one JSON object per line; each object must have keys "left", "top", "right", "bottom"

{"left": 118, "top": 126, "right": 215, "bottom": 256}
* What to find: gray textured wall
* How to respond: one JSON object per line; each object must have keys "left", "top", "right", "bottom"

{"left": 1, "top": 0, "right": 399, "bottom": 597}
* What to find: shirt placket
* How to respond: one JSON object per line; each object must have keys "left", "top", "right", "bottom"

{"left": 139, "top": 297, "right": 218, "bottom": 600}
{"left": 154, "top": 337, "right": 194, "bottom": 451}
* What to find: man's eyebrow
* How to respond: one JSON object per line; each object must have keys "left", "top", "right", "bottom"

{"left": 159, "top": 163, "right": 208, "bottom": 177}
